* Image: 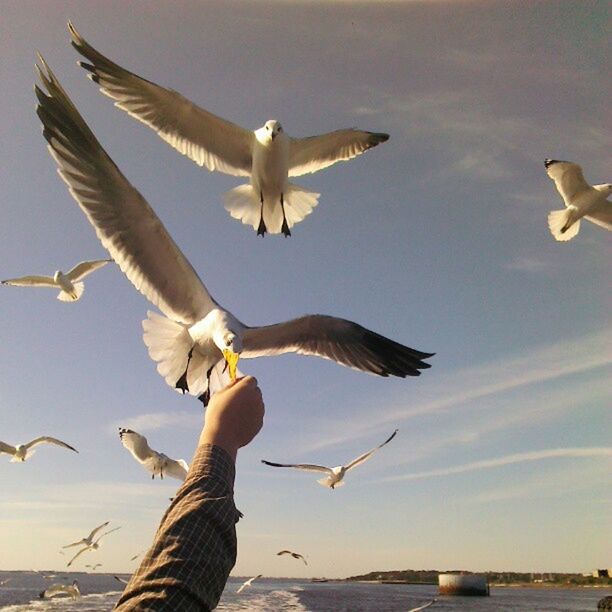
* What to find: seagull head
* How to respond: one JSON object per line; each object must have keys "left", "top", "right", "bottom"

{"left": 53, "top": 270, "right": 63, "bottom": 283}
{"left": 214, "top": 330, "right": 243, "bottom": 382}
{"left": 257, "top": 120, "right": 283, "bottom": 144}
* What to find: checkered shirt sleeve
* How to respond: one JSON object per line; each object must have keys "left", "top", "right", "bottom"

{"left": 115, "top": 444, "right": 239, "bottom": 611}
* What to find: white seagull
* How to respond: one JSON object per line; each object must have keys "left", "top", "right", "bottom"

{"left": 0, "top": 436, "right": 78, "bottom": 462}
{"left": 62, "top": 521, "right": 111, "bottom": 550}
{"left": 39, "top": 580, "right": 81, "bottom": 600}
{"left": 545, "top": 159, "right": 611, "bottom": 241}
{"left": 0, "top": 578, "right": 12, "bottom": 586}
{"left": 114, "top": 575, "right": 130, "bottom": 585}
{"left": 66, "top": 526, "right": 121, "bottom": 567}
{"left": 35, "top": 58, "right": 432, "bottom": 406}
{"left": 277, "top": 550, "right": 308, "bottom": 565}
{"left": 408, "top": 600, "right": 437, "bottom": 612}
{"left": 236, "top": 574, "right": 262, "bottom": 594}
{"left": 1, "top": 258, "right": 111, "bottom": 302}
{"left": 119, "top": 428, "right": 189, "bottom": 480}
{"left": 262, "top": 429, "right": 398, "bottom": 489}
{"left": 69, "top": 23, "right": 389, "bottom": 237}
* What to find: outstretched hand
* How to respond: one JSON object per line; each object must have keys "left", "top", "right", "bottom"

{"left": 199, "top": 376, "right": 264, "bottom": 460}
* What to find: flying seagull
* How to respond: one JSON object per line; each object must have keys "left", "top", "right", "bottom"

{"left": 277, "top": 550, "right": 308, "bottom": 565}
{"left": 2, "top": 259, "right": 111, "bottom": 302}
{"left": 114, "top": 575, "right": 130, "bottom": 585}
{"left": 0, "top": 436, "right": 77, "bottom": 462}
{"left": 85, "top": 563, "right": 102, "bottom": 571}
{"left": 66, "top": 526, "right": 121, "bottom": 567}
{"left": 35, "top": 58, "right": 432, "bottom": 405}
{"left": 544, "top": 159, "right": 611, "bottom": 241}
{"left": 0, "top": 578, "right": 12, "bottom": 586}
{"left": 39, "top": 580, "right": 81, "bottom": 600}
{"left": 236, "top": 574, "right": 262, "bottom": 594}
{"left": 62, "top": 521, "right": 111, "bottom": 550}
{"left": 119, "top": 428, "right": 189, "bottom": 480}
{"left": 69, "top": 23, "right": 389, "bottom": 237}
{"left": 408, "top": 600, "right": 437, "bottom": 612}
{"left": 262, "top": 429, "right": 398, "bottom": 489}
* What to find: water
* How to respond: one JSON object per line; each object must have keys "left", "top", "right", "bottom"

{"left": 0, "top": 571, "right": 608, "bottom": 611}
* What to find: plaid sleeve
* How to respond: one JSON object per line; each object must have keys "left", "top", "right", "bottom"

{"left": 115, "top": 444, "right": 239, "bottom": 611}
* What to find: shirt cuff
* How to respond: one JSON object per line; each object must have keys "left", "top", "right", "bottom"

{"left": 184, "top": 443, "right": 236, "bottom": 490}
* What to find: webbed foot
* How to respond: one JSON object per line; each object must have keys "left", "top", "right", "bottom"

{"left": 257, "top": 217, "right": 267, "bottom": 236}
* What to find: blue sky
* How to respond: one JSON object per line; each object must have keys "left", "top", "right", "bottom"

{"left": 0, "top": 1, "right": 609, "bottom": 577}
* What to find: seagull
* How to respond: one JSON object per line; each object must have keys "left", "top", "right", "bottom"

{"left": 85, "top": 563, "right": 102, "bottom": 570}
{"left": 544, "top": 159, "right": 611, "bottom": 241}
{"left": 114, "top": 575, "right": 130, "bottom": 585}
{"left": 39, "top": 580, "right": 81, "bottom": 600}
{"left": 119, "top": 428, "right": 189, "bottom": 480}
{"left": 277, "top": 550, "right": 308, "bottom": 565}
{"left": 0, "top": 578, "right": 11, "bottom": 586}
{"left": 1, "top": 259, "right": 111, "bottom": 302}
{"left": 262, "top": 429, "right": 398, "bottom": 489}
{"left": 69, "top": 23, "right": 389, "bottom": 237}
{"left": 66, "top": 526, "right": 121, "bottom": 567}
{"left": 35, "top": 59, "right": 432, "bottom": 405}
{"left": 62, "top": 521, "right": 110, "bottom": 550}
{"left": 236, "top": 574, "right": 262, "bottom": 594}
{"left": 0, "top": 436, "right": 77, "bottom": 462}
{"left": 130, "top": 553, "right": 140, "bottom": 561}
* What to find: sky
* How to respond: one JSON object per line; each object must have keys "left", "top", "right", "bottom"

{"left": 0, "top": 0, "right": 610, "bottom": 578}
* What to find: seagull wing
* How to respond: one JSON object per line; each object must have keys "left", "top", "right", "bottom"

{"left": 0, "top": 441, "right": 17, "bottom": 456}
{"left": 96, "top": 526, "right": 121, "bottom": 544}
{"left": 1, "top": 275, "right": 57, "bottom": 288}
{"left": 24, "top": 437, "right": 78, "bottom": 453}
{"left": 163, "top": 458, "right": 189, "bottom": 481}
{"left": 85, "top": 521, "right": 110, "bottom": 543}
{"left": 585, "top": 196, "right": 612, "bottom": 231}
{"left": 119, "top": 428, "right": 154, "bottom": 464}
{"left": 35, "top": 57, "right": 216, "bottom": 325}
{"left": 345, "top": 429, "right": 398, "bottom": 471}
{"left": 69, "top": 23, "right": 253, "bottom": 177}
{"left": 288, "top": 129, "right": 389, "bottom": 177}
{"left": 545, "top": 159, "right": 590, "bottom": 203}
{"left": 261, "top": 460, "right": 332, "bottom": 474}
{"left": 277, "top": 550, "right": 292, "bottom": 556}
{"left": 65, "top": 259, "right": 112, "bottom": 281}
{"left": 243, "top": 316, "right": 433, "bottom": 378}
{"left": 114, "top": 575, "right": 130, "bottom": 585}
{"left": 67, "top": 546, "right": 90, "bottom": 567}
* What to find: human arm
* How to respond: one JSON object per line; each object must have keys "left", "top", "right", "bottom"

{"left": 115, "top": 376, "right": 264, "bottom": 611}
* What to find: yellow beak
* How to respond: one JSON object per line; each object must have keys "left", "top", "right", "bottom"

{"left": 222, "top": 349, "right": 240, "bottom": 382}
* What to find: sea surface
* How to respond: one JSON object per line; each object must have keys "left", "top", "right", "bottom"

{"left": 0, "top": 571, "right": 608, "bottom": 611}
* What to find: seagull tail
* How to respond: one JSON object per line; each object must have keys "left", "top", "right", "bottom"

{"left": 548, "top": 208, "right": 580, "bottom": 241}
{"left": 282, "top": 183, "right": 320, "bottom": 231}
{"left": 57, "top": 282, "right": 84, "bottom": 302}
{"left": 317, "top": 476, "right": 343, "bottom": 488}
{"left": 142, "top": 311, "right": 198, "bottom": 394}
{"left": 223, "top": 185, "right": 262, "bottom": 231}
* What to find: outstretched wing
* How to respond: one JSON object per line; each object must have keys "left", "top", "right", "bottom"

{"left": 95, "top": 526, "right": 121, "bottom": 544}
{"left": 243, "top": 316, "right": 433, "bottom": 378}
{"left": 261, "top": 460, "right": 332, "bottom": 474}
{"left": 69, "top": 22, "right": 253, "bottom": 177}
{"left": 585, "top": 196, "right": 612, "bottom": 231}
{"left": 0, "top": 441, "right": 17, "bottom": 456}
{"left": 66, "top": 259, "right": 112, "bottom": 281}
{"left": 24, "top": 437, "right": 78, "bottom": 453}
{"left": 1, "top": 275, "right": 56, "bottom": 288}
{"left": 345, "top": 429, "right": 398, "bottom": 471}
{"left": 86, "top": 521, "right": 110, "bottom": 543}
{"left": 119, "top": 428, "right": 154, "bottom": 464}
{"left": 163, "top": 458, "right": 189, "bottom": 481}
{"left": 67, "top": 546, "right": 90, "bottom": 567}
{"left": 289, "top": 129, "right": 389, "bottom": 177}
{"left": 544, "top": 159, "right": 590, "bottom": 203}
{"left": 35, "top": 56, "right": 216, "bottom": 325}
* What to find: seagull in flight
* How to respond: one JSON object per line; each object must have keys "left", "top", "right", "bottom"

{"left": 114, "top": 575, "right": 130, "bottom": 585}
{"left": 277, "top": 550, "right": 308, "bottom": 565}
{"left": 236, "top": 574, "right": 262, "bottom": 594}
{"left": 62, "top": 521, "right": 111, "bottom": 550}
{"left": 69, "top": 23, "right": 389, "bottom": 237}
{"left": 0, "top": 436, "right": 77, "bottom": 462}
{"left": 66, "top": 526, "right": 121, "bottom": 567}
{"left": 2, "top": 259, "right": 111, "bottom": 302}
{"left": 39, "top": 580, "right": 81, "bottom": 600}
{"left": 544, "top": 159, "right": 611, "bottom": 241}
{"left": 262, "top": 429, "right": 398, "bottom": 489}
{"left": 119, "top": 428, "right": 189, "bottom": 480}
{"left": 85, "top": 563, "right": 102, "bottom": 571}
{"left": 0, "top": 578, "right": 12, "bottom": 586}
{"left": 408, "top": 600, "right": 437, "bottom": 612}
{"left": 35, "top": 58, "right": 432, "bottom": 405}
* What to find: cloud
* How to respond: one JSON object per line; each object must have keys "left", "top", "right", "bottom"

{"left": 304, "top": 326, "right": 612, "bottom": 453}
{"left": 504, "top": 256, "right": 552, "bottom": 273}
{"left": 385, "top": 447, "right": 612, "bottom": 482}
{"left": 109, "top": 410, "right": 202, "bottom": 434}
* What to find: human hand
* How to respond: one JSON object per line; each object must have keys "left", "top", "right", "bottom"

{"left": 199, "top": 376, "right": 264, "bottom": 460}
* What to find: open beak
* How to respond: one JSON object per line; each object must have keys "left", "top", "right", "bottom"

{"left": 222, "top": 349, "right": 240, "bottom": 382}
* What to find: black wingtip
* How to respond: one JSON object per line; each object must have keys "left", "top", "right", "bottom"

{"left": 369, "top": 132, "right": 390, "bottom": 145}
{"left": 544, "top": 158, "right": 563, "bottom": 168}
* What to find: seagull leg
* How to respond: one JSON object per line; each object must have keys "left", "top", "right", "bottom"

{"left": 257, "top": 191, "right": 267, "bottom": 237}
{"left": 280, "top": 193, "right": 291, "bottom": 237}
{"left": 175, "top": 348, "right": 194, "bottom": 394}
{"left": 197, "top": 365, "right": 215, "bottom": 407}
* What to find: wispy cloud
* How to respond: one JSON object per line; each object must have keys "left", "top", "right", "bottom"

{"left": 384, "top": 447, "right": 612, "bottom": 482}
{"left": 504, "top": 256, "right": 552, "bottom": 273}
{"left": 304, "top": 327, "right": 612, "bottom": 453}
{"left": 108, "top": 411, "right": 202, "bottom": 434}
